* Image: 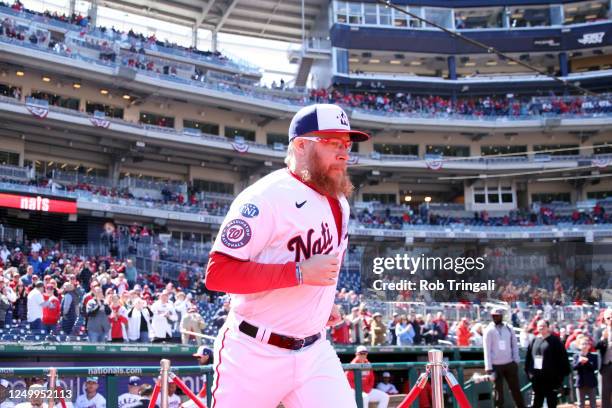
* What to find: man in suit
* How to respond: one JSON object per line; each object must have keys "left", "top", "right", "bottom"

{"left": 180, "top": 305, "right": 206, "bottom": 345}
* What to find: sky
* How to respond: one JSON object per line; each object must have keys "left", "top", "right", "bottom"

{"left": 19, "top": 0, "right": 299, "bottom": 86}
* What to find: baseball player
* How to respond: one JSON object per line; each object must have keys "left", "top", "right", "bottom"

{"left": 205, "top": 103, "right": 369, "bottom": 407}
{"left": 118, "top": 377, "right": 142, "bottom": 408}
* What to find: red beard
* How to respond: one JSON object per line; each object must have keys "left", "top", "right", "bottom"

{"left": 298, "top": 148, "right": 354, "bottom": 197}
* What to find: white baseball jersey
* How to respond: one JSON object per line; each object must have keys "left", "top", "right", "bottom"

{"left": 376, "top": 382, "right": 399, "bottom": 394}
{"left": 75, "top": 393, "right": 105, "bottom": 408}
{"left": 211, "top": 168, "right": 350, "bottom": 337}
{"left": 117, "top": 393, "right": 140, "bottom": 408}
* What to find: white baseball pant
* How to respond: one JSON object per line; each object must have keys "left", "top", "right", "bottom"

{"left": 211, "top": 319, "right": 357, "bottom": 408}
{"left": 362, "top": 389, "right": 390, "bottom": 408}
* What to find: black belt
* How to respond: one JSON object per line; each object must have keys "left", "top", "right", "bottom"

{"left": 238, "top": 321, "right": 320, "bottom": 351}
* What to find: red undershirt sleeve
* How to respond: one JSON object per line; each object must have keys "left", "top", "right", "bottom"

{"left": 205, "top": 252, "right": 299, "bottom": 294}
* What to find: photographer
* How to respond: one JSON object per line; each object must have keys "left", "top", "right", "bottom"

{"left": 150, "top": 291, "right": 177, "bottom": 343}
{"left": 85, "top": 287, "right": 111, "bottom": 342}
{"left": 127, "top": 298, "right": 152, "bottom": 343}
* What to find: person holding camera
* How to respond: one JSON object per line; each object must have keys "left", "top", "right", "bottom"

{"left": 86, "top": 287, "right": 111, "bottom": 342}
{"left": 150, "top": 291, "right": 177, "bottom": 343}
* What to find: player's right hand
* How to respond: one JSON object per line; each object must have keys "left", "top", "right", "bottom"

{"left": 300, "top": 254, "right": 340, "bottom": 286}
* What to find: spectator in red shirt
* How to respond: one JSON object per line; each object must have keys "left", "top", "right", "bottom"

{"left": 331, "top": 311, "right": 351, "bottom": 345}
{"left": 108, "top": 297, "right": 128, "bottom": 342}
{"left": 457, "top": 318, "right": 472, "bottom": 346}
{"left": 42, "top": 284, "right": 61, "bottom": 333}
{"left": 178, "top": 270, "right": 189, "bottom": 290}
{"left": 346, "top": 346, "right": 389, "bottom": 408}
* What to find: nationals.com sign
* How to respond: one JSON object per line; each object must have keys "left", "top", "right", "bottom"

{"left": 0, "top": 192, "right": 77, "bottom": 214}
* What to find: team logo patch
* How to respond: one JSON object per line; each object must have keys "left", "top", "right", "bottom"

{"left": 239, "top": 203, "right": 259, "bottom": 218}
{"left": 221, "top": 219, "right": 252, "bottom": 249}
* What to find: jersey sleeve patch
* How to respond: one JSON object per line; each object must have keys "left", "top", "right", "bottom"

{"left": 220, "top": 219, "right": 252, "bottom": 249}
{"left": 239, "top": 203, "right": 259, "bottom": 218}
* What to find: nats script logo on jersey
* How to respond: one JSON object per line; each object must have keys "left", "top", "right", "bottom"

{"left": 287, "top": 222, "right": 333, "bottom": 262}
{"left": 221, "top": 219, "right": 252, "bottom": 249}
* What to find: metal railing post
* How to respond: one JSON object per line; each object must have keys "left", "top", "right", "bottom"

{"left": 205, "top": 371, "right": 214, "bottom": 408}
{"left": 429, "top": 349, "right": 445, "bottom": 408}
{"left": 160, "top": 359, "right": 171, "bottom": 408}
{"left": 407, "top": 367, "right": 419, "bottom": 408}
{"left": 48, "top": 367, "right": 57, "bottom": 408}
{"left": 106, "top": 375, "right": 119, "bottom": 408}
{"left": 354, "top": 369, "right": 364, "bottom": 408}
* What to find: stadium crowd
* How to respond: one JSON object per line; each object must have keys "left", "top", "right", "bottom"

{"left": 330, "top": 300, "right": 611, "bottom": 408}
{"left": 356, "top": 201, "right": 611, "bottom": 228}
{"left": 0, "top": 236, "right": 227, "bottom": 344}
{"left": 3, "top": 172, "right": 612, "bottom": 231}
{"left": 309, "top": 88, "right": 612, "bottom": 117}
{"left": 0, "top": 1, "right": 231, "bottom": 66}
{"left": 330, "top": 293, "right": 609, "bottom": 349}
{"left": 2, "top": 6, "right": 612, "bottom": 121}
{"left": 0, "top": 176, "right": 230, "bottom": 217}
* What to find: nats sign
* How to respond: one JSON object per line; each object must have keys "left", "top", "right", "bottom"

{"left": 0, "top": 192, "right": 77, "bottom": 214}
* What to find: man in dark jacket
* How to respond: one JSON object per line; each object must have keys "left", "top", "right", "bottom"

{"left": 595, "top": 308, "right": 612, "bottom": 408}
{"left": 525, "top": 320, "right": 571, "bottom": 408}
{"left": 572, "top": 336, "right": 598, "bottom": 408}
{"left": 60, "top": 282, "right": 78, "bottom": 335}
{"left": 411, "top": 313, "right": 423, "bottom": 345}
{"left": 85, "top": 287, "right": 111, "bottom": 342}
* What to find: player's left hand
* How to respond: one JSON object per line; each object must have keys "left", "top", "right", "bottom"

{"left": 326, "top": 304, "right": 342, "bottom": 327}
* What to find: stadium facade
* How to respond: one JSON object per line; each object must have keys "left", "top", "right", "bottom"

{"left": 0, "top": 0, "right": 610, "bottom": 301}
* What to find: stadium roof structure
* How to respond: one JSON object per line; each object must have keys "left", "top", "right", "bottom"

{"left": 97, "top": 0, "right": 327, "bottom": 42}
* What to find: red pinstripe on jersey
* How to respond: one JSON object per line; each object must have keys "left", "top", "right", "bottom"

{"left": 211, "top": 327, "right": 229, "bottom": 408}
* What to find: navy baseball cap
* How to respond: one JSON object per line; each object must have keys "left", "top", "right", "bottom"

{"left": 128, "top": 376, "right": 141, "bottom": 386}
{"left": 288, "top": 104, "right": 370, "bottom": 143}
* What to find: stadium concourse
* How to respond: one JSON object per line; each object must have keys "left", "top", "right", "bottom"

{"left": 0, "top": 0, "right": 611, "bottom": 407}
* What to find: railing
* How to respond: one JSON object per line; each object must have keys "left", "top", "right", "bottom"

{"left": 0, "top": 360, "right": 484, "bottom": 408}
{"left": 4, "top": 357, "right": 580, "bottom": 408}
{"left": 0, "top": 224, "right": 23, "bottom": 243}
{"left": 0, "top": 5, "right": 261, "bottom": 76}
{"left": 51, "top": 170, "right": 114, "bottom": 188}
{"left": 0, "top": 180, "right": 216, "bottom": 217}
{"left": 118, "top": 177, "right": 187, "bottom": 194}
{"left": 135, "top": 241, "right": 211, "bottom": 264}
{"left": 0, "top": 164, "right": 32, "bottom": 180}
